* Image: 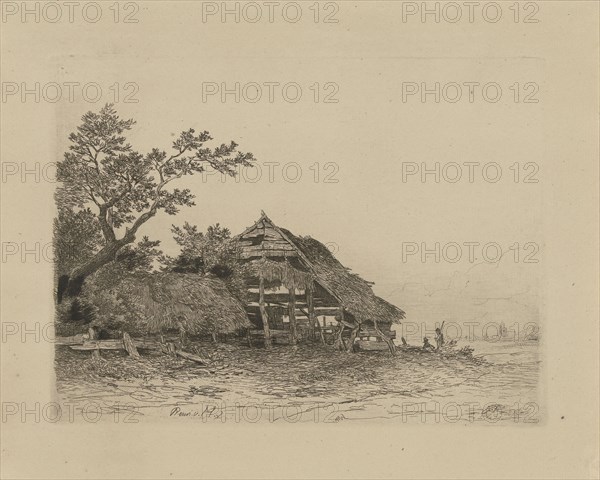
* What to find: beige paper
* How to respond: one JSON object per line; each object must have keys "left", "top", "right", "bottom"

{"left": 1, "top": 1, "right": 598, "bottom": 479}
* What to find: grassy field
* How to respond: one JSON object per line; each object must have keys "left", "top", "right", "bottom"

{"left": 55, "top": 338, "right": 540, "bottom": 424}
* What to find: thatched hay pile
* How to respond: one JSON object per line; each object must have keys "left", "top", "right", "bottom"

{"left": 131, "top": 273, "right": 251, "bottom": 335}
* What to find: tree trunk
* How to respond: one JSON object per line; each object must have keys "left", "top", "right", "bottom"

{"left": 57, "top": 198, "right": 162, "bottom": 304}
{"left": 258, "top": 274, "right": 272, "bottom": 349}
{"left": 288, "top": 286, "right": 297, "bottom": 345}
{"left": 373, "top": 319, "right": 396, "bottom": 355}
{"left": 58, "top": 235, "right": 136, "bottom": 302}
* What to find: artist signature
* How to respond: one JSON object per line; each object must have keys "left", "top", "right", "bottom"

{"left": 169, "top": 405, "right": 223, "bottom": 419}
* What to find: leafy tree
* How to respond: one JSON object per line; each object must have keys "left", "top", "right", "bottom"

{"left": 53, "top": 208, "right": 103, "bottom": 278}
{"left": 166, "top": 222, "right": 248, "bottom": 302}
{"left": 55, "top": 104, "right": 255, "bottom": 301}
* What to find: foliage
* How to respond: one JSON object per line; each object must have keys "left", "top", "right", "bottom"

{"left": 96, "top": 236, "right": 162, "bottom": 285}
{"left": 165, "top": 222, "right": 249, "bottom": 302}
{"left": 53, "top": 104, "right": 255, "bottom": 333}
{"left": 54, "top": 103, "right": 255, "bottom": 287}
{"left": 77, "top": 277, "right": 149, "bottom": 336}
{"left": 55, "top": 236, "right": 162, "bottom": 332}
{"left": 53, "top": 208, "right": 103, "bottom": 276}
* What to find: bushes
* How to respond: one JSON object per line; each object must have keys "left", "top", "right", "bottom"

{"left": 55, "top": 273, "right": 149, "bottom": 338}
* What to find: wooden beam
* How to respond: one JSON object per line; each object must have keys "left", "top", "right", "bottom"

{"left": 122, "top": 332, "right": 140, "bottom": 358}
{"left": 347, "top": 324, "right": 360, "bottom": 353}
{"left": 259, "top": 272, "right": 272, "bottom": 349}
{"left": 307, "top": 283, "right": 320, "bottom": 342}
{"left": 288, "top": 286, "right": 297, "bottom": 345}
{"left": 248, "top": 329, "right": 292, "bottom": 338}
{"left": 374, "top": 318, "right": 396, "bottom": 355}
{"left": 175, "top": 349, "right": 208, "bottom": 365}
{"left": 334, "top": 308, "right": 346, "bottom": 351}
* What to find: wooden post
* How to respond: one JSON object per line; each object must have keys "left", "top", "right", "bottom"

{"left": 334, "top": 308, "right": 346, "bottom": 351}
{"left": 293, "top": 301, "right": 324, "bottom": 346}
{"left": 306, "top": 284, "right": 316, "bottom": 341}
{"left": 122, "top": 332, "right": 140, "bottom": 358}
{"left": 374, "top": 319, "right": 396, "bottom": 355}
{"left": 259, "top": 273, "right": 272, "bottom": 349}
{"left": 288, "top": 286, "right": 297, "bottom": 345}
{"left": 174, "top": 317, "right": 188, "bottom": 347}
{"left": 346, "top": 324, "right": 360, "bottom": 353}
{"left": 89, "top": 327, "right": 100, "bottom": 358}
{"left": 88, "top": 326, "right": 98, "bottom": 340}
{"left": 315, "top": 316, "right": 326, "bottom": 345}
{"left": 335, "top": 324, "right": 345, "bottom": 351}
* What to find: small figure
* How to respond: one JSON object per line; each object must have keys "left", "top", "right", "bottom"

{"left": 435, "top": 327, "right": 445, "bottom": 350}
{"left": 401, "top": 336, "right": 408, "bottom": 346}
{"left": 422, "top": 337, "right": 435, "bottom": 351}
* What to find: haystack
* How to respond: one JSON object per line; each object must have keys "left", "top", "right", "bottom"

{"left": 132, "top": 273, "right": 251, "bottom": 335}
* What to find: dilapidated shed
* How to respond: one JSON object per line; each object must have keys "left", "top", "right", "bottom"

{"left": 235, "top": 212, "right": 405, "bottom": 353}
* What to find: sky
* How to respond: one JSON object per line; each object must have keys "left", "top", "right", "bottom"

{"left": 6, "top": 0, "right": 591, "bottom": 336}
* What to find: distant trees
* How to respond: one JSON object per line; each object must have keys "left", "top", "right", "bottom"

{"left": 164, "top": 222, "right": 249, "bottom": 303}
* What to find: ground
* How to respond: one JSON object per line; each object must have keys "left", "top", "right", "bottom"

{"left": 54, "top": 338, "right": 540, "bottom": 424}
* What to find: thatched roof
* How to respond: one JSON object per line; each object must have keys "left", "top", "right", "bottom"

{"left": 131, "top": 273, "right": 251, "bottom": 334}
{"left": 248, "top": 257, "right": 314, "bottom": 290}
{"left": 237, "top": 212, "right": 405, "bottom": 325}
{"left": 281, "top": 230, "right": 405, "bottom": 325}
